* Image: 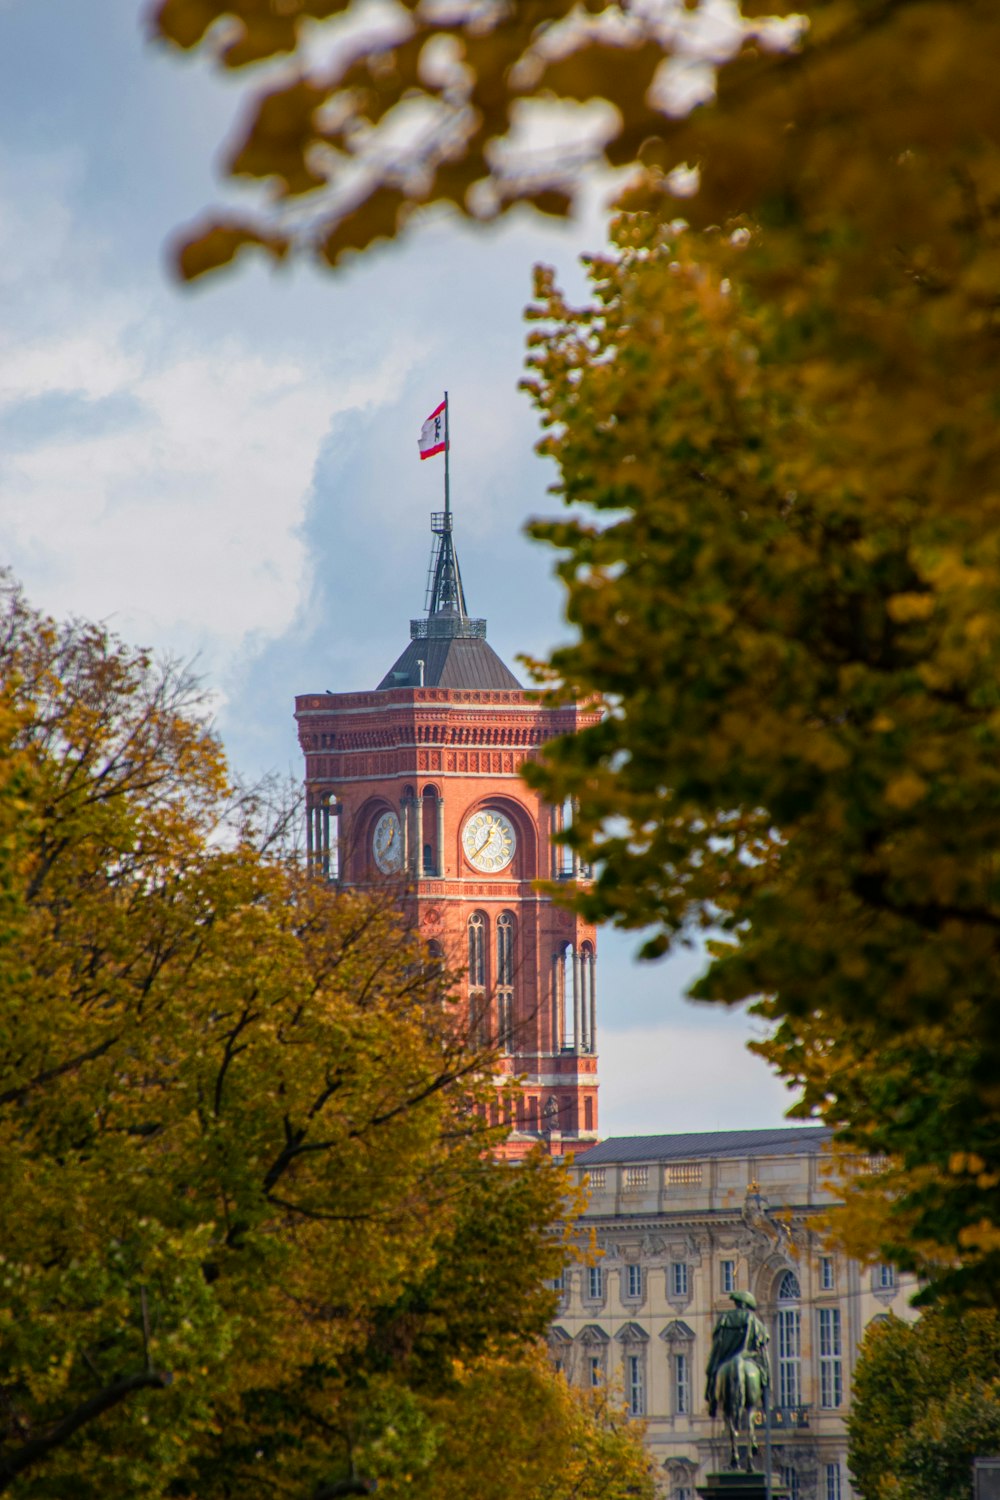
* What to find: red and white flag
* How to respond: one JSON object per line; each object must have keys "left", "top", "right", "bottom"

{"left": 418, "top": 398, "right": 447, "bottom": 460}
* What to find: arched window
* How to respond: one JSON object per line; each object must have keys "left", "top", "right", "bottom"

{"left": 468, "top": 912, "right": 488, "bottom": 1047}
{"left": 776, "top": 1271, "right": 802, "bottom": 1408}
{"left": 497, "top": 912, "right": 515, "bottom": 1052}
{"left": 421, "top": 785, "right": 441, "bottom": 876}
{"left": 497, "top": 912, "right": 515, "bottom": 986}
{"left": 553, "top": 942, "right": 573, "bottom": 1049}
{"left": 468, "top": 913, "right": 486, "bottom": 987}
{"left": 579, "top": 941, "right": 596, "bottom": 1053}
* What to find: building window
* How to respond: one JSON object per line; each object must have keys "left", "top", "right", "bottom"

{"left": 496, "top": 992, "right": 513, "bottom": 1053}
{"left": 667, "top": 1162, "right": 703, "bottom": 1185}
{"left": 676, "top": 1491, "right": 692, "bottom": 1500}
{"left": 624, "top": 1165, "right": 648, "bottom": 1189}
{"left": 626, "top": 1354, "right": 644, "bottom": 1416}
{"left": 820, "top": 1255, "right": 835, "bottom": 1291}
{"left": 496, "top": 912, "right": 515, "bottom": 1052}
{"left": 468, "top": 912, "right": 488, "bottom": 1046}
{"left": 468, "top": 911, "right": 486, "bottom": 986}
{"left": 826, "top": 1463, "right": 842, "bottom": 1500}
{"left": 675, "top": 1352, "right": 690, "bottom": 1415}
{"left": 818, "top": 1307, "right": 843, "bottom": 1408}
{"left": 721, "top": 1259, "right": 736, "bottom": 1294}
{"left": 589, "top": 1355, "right": 602, "bottom": 1388}
{"left": 671, "top": 1262, "right": 689, "bottom": 1299}
{"left": 877, "top": 1263, "right": 896, "bottom": 1290}
{"left": 781, "top": 1467, "right": 801, "bottom": 1500}
{"left": 551, "top": 1269, "right": 566, "bottom": 1294}
{"left": 626, "top": 1264, "right": 643, "bottom": 1300}
{"left": 579, "top": 940, "right": 596, "bottom": 1053}
{"left": 587, "top": 1265, "right": 604, "bottom": 1301}
{"left": 776, "top": 1271, "right": 802, "bottom": 1407}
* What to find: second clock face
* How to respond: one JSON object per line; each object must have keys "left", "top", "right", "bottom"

{"left": 372, "top": 810, "right": 403, "bottom": 874}
{"left": 462, "top": 809, "right": 516, "bottom": 873}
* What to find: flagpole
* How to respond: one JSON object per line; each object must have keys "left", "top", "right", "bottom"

{"left": 443, "top": 390, "right": 450, "bottom": 521}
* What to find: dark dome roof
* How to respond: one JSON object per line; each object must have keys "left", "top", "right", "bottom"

{"left": 377, "top": 612, "right": 522, "bottom": 692}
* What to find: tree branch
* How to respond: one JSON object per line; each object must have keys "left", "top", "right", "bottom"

{"left": 0, "top": 1369, "right": 172, "bottom": 1492}
{"left": 0, "top": 1034, "right": 120, "bottom": 1110}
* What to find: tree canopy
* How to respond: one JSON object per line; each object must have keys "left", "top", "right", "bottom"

{"left": 517, "top": 0, "right": 1000, "bottom": 1305}
{"left": 0, "top": 579, "right": 653, "bottom": 1499}
{"left": 849, "top": 1309, "right": 1000, "bottom": 1500}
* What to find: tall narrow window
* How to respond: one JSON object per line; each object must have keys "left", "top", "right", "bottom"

{"left": 675, "top": 1352, "right": 690, "bottom": 1415}
{"left": 818, "top": 1307, "right": 843, "bottom": 1408}
{"left": 820, "top": 1255, "right": 835, "bottom": 1291}
{"left": 553, "top": 942, "right": 576, "bottom": 1049}
{"left": 468, "top": 912, "right": 488, "bottom": 1047}
{"left": 877, "top": 1263, "right": 896, "bottom": 1290}
{"left": 468, "top": 912, "right": 486, "bottom": 985}
{"left": 721, "top": 1259, "right": 735, "bottom": 1294}
{"left": 421, "top": 786, "right": 440, "bottom": 875}
{"left": 587, "top": 1265, "right": 604, "bottom": 1301}
{"left": 589, "top": 1355, "right": 602, "bottom": 1388}
{"left": 671, "top": 1262, "right": 689, "bottom": 1299}
{"left": 579, "top": 941, "right": 596, "bottom": 1052}
{"left": 552, "top": 796, "right": 576, "bottom": 879}
{"left": 781, "top": 1468, "right": 801, "bottom": 1500}
{"left": 626, "top": 1354, "right": 644, "bottom": 1417}
{"left": 826, "top": 1463, "right": 842, "bottom": 1500}
{"left": 776, "top": 1271, "right": 802, "bottom": 1407}
{"left": 496, "top": 912, "right": 515, "bottom": 1053}
{"left": 626, "top": 1264, "right": 643, "bottom": 1300}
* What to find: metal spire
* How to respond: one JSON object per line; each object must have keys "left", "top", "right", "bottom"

{"left": 424, "top": 392, "right": 468, "bottom": 618}
{"left": 412, "top": 392, "right": 486, "bottom": 644}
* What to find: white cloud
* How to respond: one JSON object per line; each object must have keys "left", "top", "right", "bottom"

{"left": 0, "top": 162, "right": 422, "bottom": 682}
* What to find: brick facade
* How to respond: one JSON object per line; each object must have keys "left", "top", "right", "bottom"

{"left": 294, "top": 682, "right": 602, "bottom": 1157}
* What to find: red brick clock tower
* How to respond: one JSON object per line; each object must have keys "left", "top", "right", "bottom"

{"left": 294, "top": 506, "right": 600, "bottom": 1158}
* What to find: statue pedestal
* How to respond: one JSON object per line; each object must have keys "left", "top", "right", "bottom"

{"left": 697, "top": 1475, "right": 788, "bottom": 1500}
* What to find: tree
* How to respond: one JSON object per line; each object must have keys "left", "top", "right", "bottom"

{"left": 0, "top": 578, "right": 616, "bottom": 1497}
{"left": 849, "top": 1309, "right": 1000, "bottom": 1500}
{"left": 515, "top": 2, "right": 1000, "bottom": 1305}
{"left": 150, "top": 0, "right": 788, "bottom": 279}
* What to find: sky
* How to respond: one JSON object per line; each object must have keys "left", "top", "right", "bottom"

{"left": 0, "top": 0, "right": 798, "bottom": 1137}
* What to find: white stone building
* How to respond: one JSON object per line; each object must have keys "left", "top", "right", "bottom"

{"left": 551, "top": 1127, "right": 917, "bottom": 1500}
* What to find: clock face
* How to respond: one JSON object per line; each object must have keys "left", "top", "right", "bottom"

{"left": 372, "top": 810, "right": 403, "bottom": 874}
{"left": 462, "top": 808, "right": 516, "bottom": 874}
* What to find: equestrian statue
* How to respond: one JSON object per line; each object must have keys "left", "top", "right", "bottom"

{"left": 705, "top": 1290, "right": 771, "bottom": 1471}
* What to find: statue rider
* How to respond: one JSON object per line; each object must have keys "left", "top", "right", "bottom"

{"left": 705, "top": 1290, "right": 771, "bottom": 1418}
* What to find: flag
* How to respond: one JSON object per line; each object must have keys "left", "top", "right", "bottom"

{"left": 418, "top": 398, "right": 447, "bottom": 459}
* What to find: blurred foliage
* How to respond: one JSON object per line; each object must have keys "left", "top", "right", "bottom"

{"left": 0, "top": 579, "right": 651, "bottom": 1497}
{"left": 518, "top": 1, "right": 1000, "bottom": 1306}
{"left": 151, "top": 0, "right": 793, "bottom": 277}
{"left": 849, "top": 1309, "right": 1000, "bottom": 1500}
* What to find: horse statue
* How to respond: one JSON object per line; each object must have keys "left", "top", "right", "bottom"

{"left": 705, "top": 1290, "right": 771, "bottom": 1472}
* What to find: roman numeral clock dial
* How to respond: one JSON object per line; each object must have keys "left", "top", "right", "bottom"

{"left": 462, "top": 809, "right": 516, "bottom": 874}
